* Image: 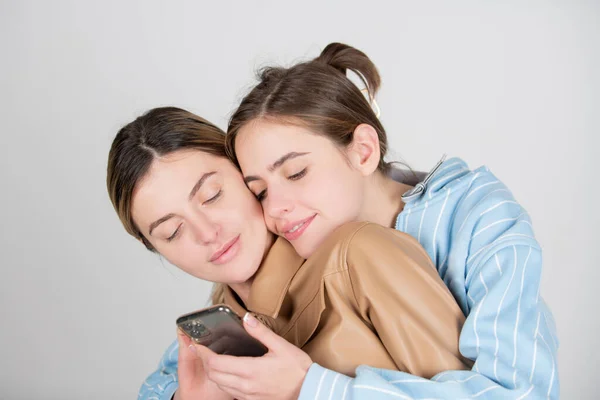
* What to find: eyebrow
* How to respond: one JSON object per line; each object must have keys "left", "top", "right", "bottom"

{"left": 188, "top": 172, "right": 216, "bottom": 201}
{"left": 148, "top": 213, "right": 176, "bottom": 236}
{"left": 147, "top": 172, "right": 216, "bottom": 236}
{"left": 243, "top": 152, "right": 309, "bottom": 184}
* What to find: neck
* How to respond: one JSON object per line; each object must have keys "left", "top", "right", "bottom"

{"left": 359, "top": 171, "right": 412, "bottom": 229}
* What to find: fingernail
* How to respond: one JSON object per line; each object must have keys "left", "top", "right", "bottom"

{"left": 243, "top": 312, "right": 258, "bottom": 328}
{"left": 178, "top": 330, "right": 190, "bottom": 345}
{"left": 188, "top": 344, "right": 197, "bottom": 355}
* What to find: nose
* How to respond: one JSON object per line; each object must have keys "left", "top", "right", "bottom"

{"left": 264, "top": 185, "right": 295, "bottom": 219}
{"left": 189, "top": 212, "right": 220, "bottom": 244}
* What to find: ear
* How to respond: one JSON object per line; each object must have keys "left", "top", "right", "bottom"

{"left": 347, "top": 124, "right": 381, "bottom": 176}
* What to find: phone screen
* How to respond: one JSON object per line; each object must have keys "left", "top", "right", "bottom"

{"left": 177, "top": 305, "right": 267, "bottom": 357}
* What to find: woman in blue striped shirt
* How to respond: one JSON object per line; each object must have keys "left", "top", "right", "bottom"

{"left": 199, "top": 42, "right": 559, "bottom": 399}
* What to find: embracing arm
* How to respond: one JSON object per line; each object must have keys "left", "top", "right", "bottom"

{"left": 345, "top": 223, "right": 470, "bottom": 377}
{"left": 138, "top": 339, "right": 180, "bottom": 400}
{"left": 139, "top": 332, "right": 233, "bottom": 400}
{"left": 299, "top": 242, "right": 559, "bottom": 399}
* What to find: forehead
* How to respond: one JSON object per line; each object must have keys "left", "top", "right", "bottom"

{"left": 236, "top": 120, "right": 333, "bottom": 162}
{"left": 143, "top": 150, "right": 225, "bottom": 184}
{"left": 130, "top": 150, "right": 228, "bottom": 224}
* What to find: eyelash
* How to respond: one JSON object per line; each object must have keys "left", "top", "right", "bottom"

{"left": 255, "top": 168, "right": 307, "bottom": 202}
{"left": 289, "top": 168, "right": 307, "bottom": 181}
{"left": 166, "top": 189, "right": 223, "bottom": 242}
{"left": 203, "top": 189, "right": 222, "bottom": 205}
{"left": 167, "top": 224, "right": 182, "bottom": 242}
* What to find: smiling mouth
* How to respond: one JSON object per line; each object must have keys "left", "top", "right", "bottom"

{"left": 288, "top": 222, "right": 304, "bottom": 233}
{"left": 281, "top": 214, "right": 316, "bottom": 241}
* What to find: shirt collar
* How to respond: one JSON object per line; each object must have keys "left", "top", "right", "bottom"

{"left": 247, "top": 237, "right": 305, "bottom": 318}
{"left": 222, "top": 237, "right": 305, "bottom": 319}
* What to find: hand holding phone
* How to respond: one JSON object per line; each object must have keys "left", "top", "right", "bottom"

{"left": 174, "top": 330, "right": 233, "bottom": 400}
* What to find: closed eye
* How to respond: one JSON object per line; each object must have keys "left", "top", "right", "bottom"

{"left": 203, "top": 189, "right": 222, "bottom": 205}
{"left": 288, "top": 168, "right": 307, "bottom": 181}
{"left": 167, "top": 224, "right": 182, "bottom": 242}
{"left": 254, "top": 168, "right": 306, "bottom": 202}
{"left": 255, "top": 189, "right": 267, "bottom": 202}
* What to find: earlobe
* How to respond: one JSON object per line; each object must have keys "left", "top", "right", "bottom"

{"left": 348, "top": 124, "right": 381, "bottom": 176}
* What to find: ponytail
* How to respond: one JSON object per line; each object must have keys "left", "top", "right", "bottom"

{"left": 316, "top": 42, "right": 381, "bottom": 102}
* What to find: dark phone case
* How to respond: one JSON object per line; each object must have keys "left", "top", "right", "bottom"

{"left": 176, "top": 304, "right": 268, "bottom": 357}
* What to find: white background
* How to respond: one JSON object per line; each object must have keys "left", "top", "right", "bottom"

{"left": 1, "top": 1, "right": 598, "bottom": 398}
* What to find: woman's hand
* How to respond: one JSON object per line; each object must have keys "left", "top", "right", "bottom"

{"left": 195, "top": 313, "right": 313, "bottom": 400}
{"left": 173, "top": 329, "right": 233, "bottom": 400}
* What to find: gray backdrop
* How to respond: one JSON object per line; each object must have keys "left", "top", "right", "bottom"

{"left": 1, "top": 1, "right": 597, "bottom": 399}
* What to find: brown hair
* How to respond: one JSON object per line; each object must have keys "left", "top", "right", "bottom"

{"left": 226, "top": 42, "right": 390, "bottom": 172}
{"left": 106, "top": 106, "right": 228, "bottom": 304}
{"left": 211, "top": 284, "right": 226, "bottom": 305}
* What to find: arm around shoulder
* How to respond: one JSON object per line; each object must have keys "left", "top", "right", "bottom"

{"left": 345, "top": 222, "right": 470, "bottom": 378}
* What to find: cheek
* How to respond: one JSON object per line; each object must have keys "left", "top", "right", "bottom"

{"left": 228, "top": 186, "right": 268, "bottom": 233}
{"left": 239, "top": 187, "right": 264, "bottom": 220}
{"left": 263, "top": 213, "right": 278, "bottom": 233}
{"left": 314, "top": 169, "right": 362, "bottom": 218}
{"left": 159, "top": 241, "right": 210, "bottom": 278}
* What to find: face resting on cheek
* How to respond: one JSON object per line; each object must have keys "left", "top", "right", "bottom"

{"left": 130, "top": 150, "right": 270, "bottom": 285}
{"left": 235, "top": 120, "right": 366, "bottom": 259}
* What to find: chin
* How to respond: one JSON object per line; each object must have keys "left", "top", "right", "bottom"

{"left": 228, "top": 264, "right": 259, "bottom": 284}
{"left": 294, "top": 241, "right": 318, "bottom": 259}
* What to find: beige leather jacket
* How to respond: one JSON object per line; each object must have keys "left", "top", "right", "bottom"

{"left": 224, "top": 221, "right": 471, "bottom": 378}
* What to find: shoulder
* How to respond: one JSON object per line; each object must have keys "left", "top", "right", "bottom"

{"left": 319, "top": 221, "right": 416, "bottom": 250}
{"left": 423, "top": 157, "right": 529, "bottom": 227}
{"left": 316, "top": 222, "right": 434, "bottom": 272}
{"left": 442, "top": 161, "right": 540, "bottom": 268}
{"left": 452, "top": 164, "right": 534, "bottom": 240}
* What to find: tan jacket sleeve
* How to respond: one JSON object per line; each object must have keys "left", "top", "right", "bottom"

{"left": 345, "top": 223, "right": 471, "bottom": 378}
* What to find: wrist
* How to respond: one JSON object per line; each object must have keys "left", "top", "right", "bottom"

{"left": 292, "top": 358, "right": 312, "bottom": 399}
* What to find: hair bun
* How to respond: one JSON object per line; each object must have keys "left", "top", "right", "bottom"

{"left": 315, "top": 42, "right": 353, "bottom": 74}
{"left": 314, "top": 42, "right": 381, "bottom": 100}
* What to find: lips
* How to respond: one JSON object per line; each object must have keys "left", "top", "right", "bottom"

{"left": 209, "top": 235, "right": 240, "bottom": 263}
{"left": 280, "top": 214, "right": 316, "bottom": 241}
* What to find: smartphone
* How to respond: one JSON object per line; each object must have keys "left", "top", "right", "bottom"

{"left": 176, "top": 304, "right": 268, "bottom": 357}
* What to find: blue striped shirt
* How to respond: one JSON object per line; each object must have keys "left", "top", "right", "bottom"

{"left": 299, "top": 157, "right": 559, "bottom": 399}
{"left": 138, "top": 157, "right": 559, "bottom": 400}
{"left": 139, "top": 339, "right": 179, "bottom": 400}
